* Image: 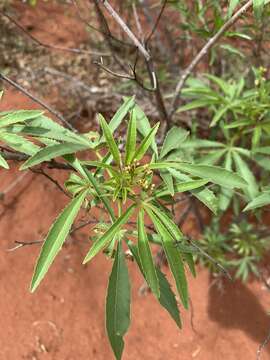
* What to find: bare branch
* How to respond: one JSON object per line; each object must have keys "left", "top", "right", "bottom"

{"left": 72, "top": 0, "right": 133, "bottom": 48}
{"left": 93, "top": 60, "right": 134, "bottom": 80}
{"left": 145, "top": 0, "right": 168, "bottom": 45}
{"left": 169, "top": 0, "right": 254, "bottom": 118}
{"left": 0, "top": 10, "right": 109, "bottom": 57}
{"left": 132, "top": 3, "right": 144, "bottom": 42}
{"left": 7, "top": 240, "right": 43, "bottom": 252}
{"left": 30, "top": 168, "right": 71, "bottom": 198}
{"left": 257, "top": 326, "right": 270, "bottom": 360}
{"left": 99, "top": 0, "right": 151, "bottom": 61}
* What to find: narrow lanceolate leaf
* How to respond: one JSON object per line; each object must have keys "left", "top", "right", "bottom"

{"left": 0, "top": 110, "right": 43, "bottom": 128}
{"left": 99, "top": 115, "right": 121, "bottom": 166}
{"left": 146, "top": 203, "right": 196, "bottom": 278}
{"left": 20, "top": 142, "right": 88, "bottom": 169}
{"left": 125, "top": 109, "right": 137, "bottom": 165}
{"left": 228, "top": 0, "right": 240, "bottom": 17}
{"left": 138, "top": 209, "right": 160, "bottom": 298}
{"left": 109, "top": 96, "right": 135, "bottom": 133}
{"left": 244, "top": 192, "right": 270, "bottom": 211}
{"left": 127, "top": 241, "right": 181, "bottom": 329}
{"left": 164, "top": 162, "right": 247, "bottom": 189}
{"left": 253, "top": 0, "right": 265, "bottom": 19}
{"left": 30, "top": 190, "right": 88, "bottom": 292}
{"left": 106, "top": 241, "right": 131, "bottom": 360}
{"left": 198, "top": 149, "right": 226, "bottom": 165}
{"left": 8, "top": 115, "right": 91, "bottom": 146}
{"left": 65, "top": 156, "right": 116, "bottom": 222}
{"left": 146, "top": 208, "right": 189, "bottom": 309}
{"left": 160, "top": 126, "right": 189, "bottom": 159}
{"left": 0, "top": 132, "right": 39, "bottom": 155}
{"left": 219, "top": 152, "right": 233, "bottom": 211}
{"left": 134, "top": 104, "right": 158, "bottom": 155}
{"left": 132, "top": 123, "right": 159, "bottom": 162}
{"left": 154, "top": 179, "right": 208, "bottom": 199}
{"left": 0, "top": 154, "right": 9, "bottom": 169}
{"left": 168, "top": 169, "right": 218, "bottom": 213}
{"left": 160, "top": 172, "right": 174, "bottom": 196}
{"left": 156, "top": 267, "right": 182, "bottom": 328}
{"left": 83, "top": 204, "right": 135, "bottom": 263}
{"left": 232, "top": 151, "right": 258, "bottom": 199}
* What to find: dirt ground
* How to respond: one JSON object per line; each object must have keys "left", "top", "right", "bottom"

{"left": 1, "top": 1, "right": 270, "bottom": 359}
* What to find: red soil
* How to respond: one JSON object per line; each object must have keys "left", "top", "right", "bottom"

{"left": 1, "top": 2, "right": 270, "bottom": 359}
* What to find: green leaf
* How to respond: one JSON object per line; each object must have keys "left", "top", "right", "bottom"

{"left": 232, "top": 151, "right": 258, "bottom": 199}
{"left": 125, "top": 109, "right": 137, "bottom": 165}
{"left": 160, "top": 126, "right": 189, "bottom": 158}
{"left": 0, "top": 153, "right": 9, "bottom": 169}
{"left": 132, "top": 123, "right": 159, "bottom": 162}
{"left": 146, "top": 203, "right": 196, "bottom": 277}
{"left": 162, "top": 162, "right": 247, "bottom": 189}
{"left": 210, "top": 103, "right": 234, "bottom": 127}
{"left": 20, "top": 142, "right": 88, "bottom": 169}
{"left": 83, "top": 204, "right": 135, "bottom": 263}
{"left": 137, "top": 209, "right": 160, "bottom": 298}
{"left": 99, "top": 115, "right": 121, "bottom": 166}
{"left": 145, "top": 208, "right": 189, "bottom": 309}
{"left": 156, "top": 267, "right": 182, "bottom": 328}
{"left": 160, "top": 172, "right": 175, "bottom": 196}
{"left": 134, "top": 104, "right": 158, "bottom": 155}
{"left": 198, "top": 149, "right": 226, "bottom": 165}
{"left": 0, "top": 110, "right": 43, "bottom": 128}
{"left": 153, "top": 179, "right": 208, "bottom": 199}
{"left": 168, "top": 169, "right": 218, "bottom": 213}
{"left": 109, "top": 96, "right": 135, "bottom": 133}
{"left": 127, "top": 241, "right": 181, "bottom": 328}
{"left": 0, "top": 132, "right": 39, "bottom": 155}
{"left": 219, "top": 152, "right": 233, "bottom": 211}
{"left": 181, "top": 139, "right": 224, "bottom": 149}
{"left": 227, "top": 0, "right": 240, "bottom": 17}
{"left": 7, "top": 115, "right": 91, "bottom": 146}
{"left": 219, "top": 44, "right": 245, "bottom": 59}
{"left": 253, "top": 0, "right": 265, "bottom": 19}
{"left": 65, "top": 156, "right": 116, "bottom": 221}
{"left": 254, "top": 146, "right": 270, "bottom": 155}
{"left": 80, "top": 160, "right": 119, "bottom": 179}
{"left": 244, "top": 192, "right": 270, "bottom": 211}
{"left": 177, "top": 99, "right": 217, "bottom": 113}
{"left": 106, "top": 241, "right": 130, "bottom": 360}
{"left": 30, "top": 190, "right": 88, "bottom": 292}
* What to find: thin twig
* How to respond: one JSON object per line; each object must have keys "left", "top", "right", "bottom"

{"left": 169, "top": 0, "right": 254, "bottom": 118}
{"left": 7, "top": 240, "right": 44, "bottom": 252}
{"left": 0, "top": 73, "right": 76, "bottom": 131}
{"left": 0, "top": 172, "right": 29, "bottom": 198}
{"left": 92, "top": 0, "right": 129, "bottom": 72}
{"left": 99, "top": 0, "right": 151, "bottom": 61}
{"left": 184, "top": 237, "right": 233, "bottom": 281}
{"left": 145, "top": 0, "right": 168, "bottom": 45}
{"left": 72, "top": 0, "right": 133, "bottom": 48}
{"left": 257, "top": 326, "right": 270, "bottom": 360}
{"left": 132, "top": 3, "right": 144, "bottom": 42}
{"left": 0, "top": 11, "right": 109, "bottom": 57}
{"left": 43, "top": 67, "right": 103, "bottom": 94}
{"left": 30, "top": 168, "right": 71, "bottom": 198}
{"left": 93, "top": 60, "right": 134, "bottom": 80}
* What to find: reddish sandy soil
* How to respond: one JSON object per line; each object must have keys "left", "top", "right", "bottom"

{"left": 1, "top": 2, "right": 270, "bottom": 359}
